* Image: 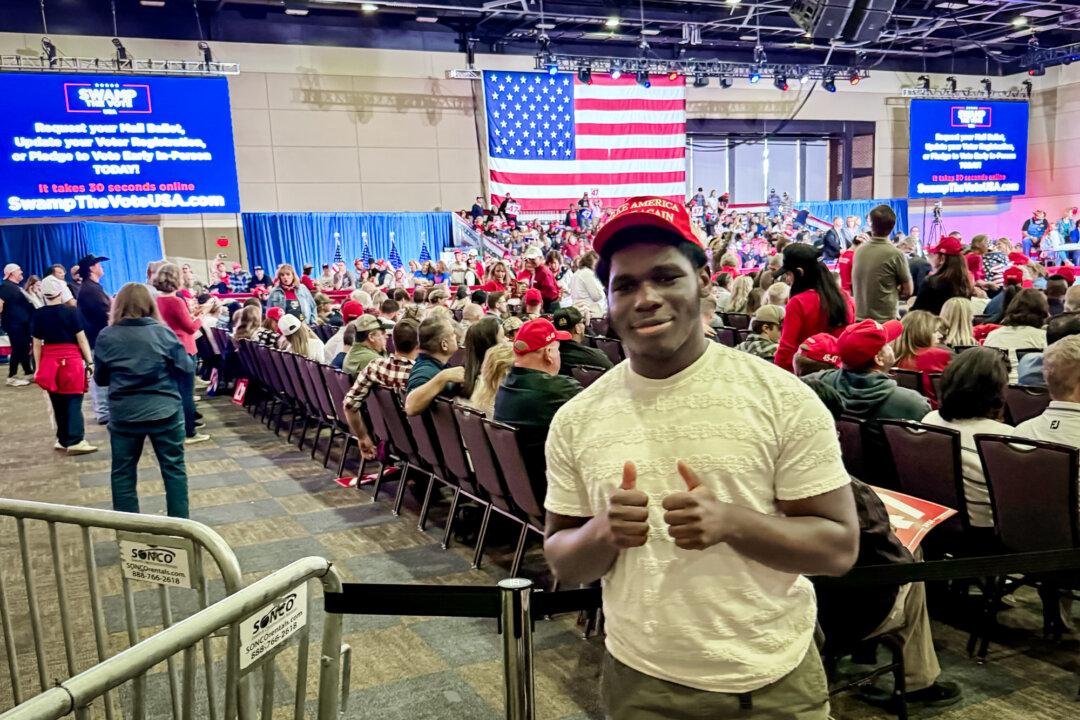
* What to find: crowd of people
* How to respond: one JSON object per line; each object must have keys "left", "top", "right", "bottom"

{"left": 3, "top": 187, "right": 1080, "bottom": 718}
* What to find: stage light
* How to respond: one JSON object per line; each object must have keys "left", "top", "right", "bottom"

{"left": 945, "top": 76, "right": 957, "bottom": 92}
{"left": 139, "top": 0, "right": 165, "bottom": 6}
{"left": 284, "top": 0, "right": 309, "bottom": 15}
{"left": 577, "top": 66, "right": 592, "bottom": 84}
{"left": 773, "top": 75, "right": 788, "bottom": 91}
{"left": 361, "top": 2, "right": 378, "bottom": 12}
{"left": 605, "top": 16, "right": 620, "bottom": 29}
{"left": 981, "top": 78, "right": 992, "bottom": 94}
{"left": 112, "top": 37, "right": 128, "bottom": 63}
{"left": 667, "top": 70, "right": 679, "bottom": 81}
{"left": 822, "top": 72, "right": 836, "bottom": 93}
{"left": 546, "top": 61, "right": 558, "bottom": 75}
{"left": 693, "top": 74, "right": 709, "bottom": 88}
{"left": 917, "top": 75, "right": 930, "bottom": 90}
{"left": 610, "top": 65, "right": 622, "bottom": 80}
{"left": 848, "top": 70, "right": 860, "bottom": 85}
{"left": 749, "top": 69, "right": 761, "bottom": 84}
{"left": 41, "top": 36, "right": 56, "bottom": 65}
{"left": 636, "top": 70, "right": 651, "bottom": 88}
{"left": 1029, "top": 65, "right": 1045, "bottom": 76}
{"left": 197, "top": 41, "right": 213, "bottom": 66}
{"left": 800, "top": 72, "right": 811, "bottom": 84}
{"left": 719, "top": 76, "right": 733, "bottom": 89}
{"left": 1011, "top": 17, "right": 1027, "bottom": 27}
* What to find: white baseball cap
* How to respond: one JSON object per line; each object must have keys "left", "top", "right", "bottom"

{"left": 3, "top": 263, "right": 20, "bottom": 276}
{"left": 40, "top": 275, "right": 67, "bottom": 299}
{"left": 277, "top": 314, "right": 302, "bottom": 336}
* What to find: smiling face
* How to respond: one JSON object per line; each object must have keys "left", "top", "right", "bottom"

{"left": 607, "top": 242, "right": 711, "bottom": 379}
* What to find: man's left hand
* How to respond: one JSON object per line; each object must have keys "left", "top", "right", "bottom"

{"left": 661, "top": 462, "right": 734, "bottom": 551}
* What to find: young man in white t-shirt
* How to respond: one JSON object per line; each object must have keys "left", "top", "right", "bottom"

{"left": 543, "top": 197, "right": 859, "bottom": 718}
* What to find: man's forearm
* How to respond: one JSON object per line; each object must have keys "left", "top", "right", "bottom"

{"left": 722, "top": 507, "right": 857, "bottom": 577}
{"left": 404, "top": 375, "right": 446, "bottom": 416}
{"left": 343, "top": 406, "right": 372, "bottom": 445}
{"left": 544, "top": 518, "right": 620, "bottom": 585}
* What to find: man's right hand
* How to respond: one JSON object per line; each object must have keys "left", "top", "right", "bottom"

{"left": 440, "top": 366, "right": 466, "bottom": 385}
{"left": 603, "top": 462, "right": 650, "bottom": 549}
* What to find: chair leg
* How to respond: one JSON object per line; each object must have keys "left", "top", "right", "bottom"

{"left": 417, "top": 474, "right": 437, "bottom": 531}
{"left": 297, "top": 415, "right": 311, "bottom": 449}
{"left": 509, "top": 524, "right": 529, "bottom": 577}
{"left": 322, "top": 427, "right": 338, "bottom": 468}
{"left": 885, "top": 636, "right": 907, "bottom": 720}
{"left": 392, "top": 463, "right": 413, "bottom": 516}
{"left": 309, "top": 420, "right": 325, "bottom": 459}
{"left": 370, "top": 460, "right": 389, "bottom": 502}
{"left": 440, "top": 488, "right": 462, "bottom": 550}
{"left": 337, "top": 435, "right": 356, "bottom": 479}
{"left": 472, "top": 504, "right": 493, "bottom": 569}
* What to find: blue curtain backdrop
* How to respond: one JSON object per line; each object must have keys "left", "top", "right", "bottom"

{"left": 804, "top": 199, "right": 909, "bottom": 235}
{"left": 242, "top": 212, "right": 452, "bottom": 273}
{"left": 0, "top": 221, "right": 162, "bottom": 294}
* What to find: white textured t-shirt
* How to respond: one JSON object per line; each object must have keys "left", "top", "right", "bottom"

{"left": 544, "top": 342, "right": 850, "bottom": 693}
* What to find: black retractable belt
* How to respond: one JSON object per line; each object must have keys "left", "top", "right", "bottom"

{"left": 324, "top": 583, "right": 501, "bottom": 618}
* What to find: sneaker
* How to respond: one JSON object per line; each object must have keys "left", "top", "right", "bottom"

{"left": 54, "top": 441, "right": 65, "bottom": 451}
{"left": 194, "top": 378, "right": 211, "bottom": 388}
{"left": 185, "top": 433, "right": 211, "bottom": 445}
{"left": 194, "top": 420, "right": 206, "bottom": 429}
{"left": 193, "top": 395, "right": 203, "bottom": 403}
{"left": 5, "top": 377, "right": 30, "bottom": 387}
{"left": 66, "top": 440, "right": 98, "bottom": 456}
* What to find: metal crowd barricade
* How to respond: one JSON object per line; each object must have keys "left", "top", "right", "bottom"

{"left": 0, "top": 557, "right": 346, "bottom": 720}
{"left": 0, "top": 498, "right": 250, "bottom": 718}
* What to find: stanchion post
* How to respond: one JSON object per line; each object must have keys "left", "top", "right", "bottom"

{"left": 498, "top": 578, "right": 534, "bottom": 720}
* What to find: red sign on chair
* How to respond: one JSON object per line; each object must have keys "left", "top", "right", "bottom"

{"left": 232, "top": 378, "right": 248, "bottom": 405}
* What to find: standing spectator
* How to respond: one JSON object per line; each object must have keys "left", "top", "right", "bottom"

{"left": 32, "top": 276, "right": 96, "bottom": 454}
{"left": 247, "top": 266, "right": 272, "bottom": 291}
{"left": 153, "top": 263, "right": 210, "bottom": 445}
{"left": 983, "top": 288, "right": 1048, "bottom": 383}
{"left": 852, "top": 205, "right": 912, "bottom": 321}
{"left": 568, "top": 251, "right": 606, "bottom": 320}
{"left": 266, "top": 264, "right": 317, "bottom": 322}
{"left": 404, "top": 317, "right": 464, "bottom": 415}
{"left": 75, "top": 256, "right": 111, "bottom": 420}
{"left": 773, "top": 244, "right": 854, "bottom": 372}
{"left": 94, "top": 283, "right": 192, "bottom": 518}
{"left": 227, "top": 263, "right": 250, "bottom": 294}
{"left": 341, "top": 315, "right": 385, "bottom": 376}
{"left": 481, "top": 260, "right": 511, "bottom": 292}
{"left": 893, "top": 310, "right": 954, "bottom": 401}
{"left": 486, "top": 291, "right": 509, "bottom": 319}
{"left": 939, "top": 296, "right": 976, "bottom": 348}
{"left": 518, "top": 247, "right": 560, "bottom": 312}
{"left": 522, "top": 289, "right": 543, "bottom": 320}
{"left": 910, "top": 236, "right": 974, "bottom": 315}
{"left": 552, "top": 307, "right": 612, "bottom": 373}
{"left": 821, "top": 217, "right": 844, "bottom": 262}
{"left": 47, "top": 264, "right": 76, "bottom": 305}
{"left": 0, "top": 263, "right": 35, "bottom": 386}
{"left": 471, "top": 196, "right": 485, "bottom": 220}
{"left": 965, "top": 234, "right": 990, "bottom": 286}
{"left": 1015, "top": 335, "right": 1080, "bottom": 447}
{"left": 23, "top": 275, "right": 44, "bottom": 308}
{"left": 837, "top": 233, "right": 866, "bottom": 294}
{"left": 767, "top": 188, "right": 781, "bottom": 217}
{"left": 543, "top": 197, "right": 857, "bottom": 718}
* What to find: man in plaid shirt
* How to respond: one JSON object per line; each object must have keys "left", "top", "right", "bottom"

{"left": 343, "top": 318, "right": 420, "bottom": 458}
{"left": 228, "top": 263, "right": 251, "bottom": 294}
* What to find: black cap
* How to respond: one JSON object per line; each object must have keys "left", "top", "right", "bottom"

{"left": 77, "top": 254, "right": 108, "bottom": 269}
{"left": 778, "top": 243, "right": 822, "bottom": 276}
{"left": 552, "top": 306, "right": 583, "bottom": 332}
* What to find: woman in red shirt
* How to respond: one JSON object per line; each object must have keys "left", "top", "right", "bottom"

{"left": 893, "top": 309, "right": 953, "bottom": 404}
{"left": 774, "top": 244, "right": 855, "bottom": 372}
{"left": 837, "top": 233, "right": 867, "bottom": 293}
{"left": 153, "top": 263, "right": 208, "bottom": 444}
{"left": 481, "top": 260, "right": 510, "bottom": 292}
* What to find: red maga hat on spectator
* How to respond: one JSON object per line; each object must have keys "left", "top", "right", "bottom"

{"left": 797, "top": 333, "right": 841, "bottom": 367}
{"left": 266, "top": 306, "right": 285, "bottom": 324}
{"left": 523, "top": 288, "right": 543, "bottom": 305}
{"left": 1057, "top": 266, "right": 1077, "bottom": 285}
{"left": 837, "top": 319, "right": 903, "bottom": 368}
{"left": 592, "top": 196, "right": 704, "bottom": 257}
{"left": 928, "top": 236, "right": 963, "bottom": 256}
{"left": 512, "top": 318, "right": 570, "bottom": 355}
{"left": 341, "top": 300, "right": 365, "bottom": 322}
{"left": 1002, "top": 266, "right": 1024, "bottom": 285}
{"left": 1007, "top": 252, "right": 1029, "bottom": 266}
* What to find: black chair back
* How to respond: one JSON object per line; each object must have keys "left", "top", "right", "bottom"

{"left": 880, "top": 420, "right": 969, "bottom": 534}
{"left": 1014, "top": 347, "right": 1043, "bottom": 365}
{"left": 714, "top": 327, "right": 736, "bottom": 347}
{"left": 372, "top": 386, "right": 419, "bottom": 464}
{"left": 430, "top": 398, "right": 481, "bottom": 496}
{"left": 483, "top": 419, "right": 545, "bottom": 527}
{"left": 1004, "top": 384, "right": 1050, "bottom": 426}
{"left": 319, "top": 365, "right": 350, "bottom": 426}
{"left": 595, "top": 337, "right": 625, "bottom": 365}
{"left": 447, "top": 348, "right": 466, "bottom": 368}
{"left": 407, "top": 410, "right": 447, "bottom": 479}
{"left": 570, "top": 365, "right": 605, "bottom": 388}
{"left": 977, "top": 434, "right": 1080, "bottom": 552}
{"left": 456, "top": 405, "right": 516, "bottom": 514}
{"left": 589, "top": 317, "right": 609, "bottom": 337}
{"left": 736, "top": 328, "right": 751, "bottom": 343}
{"left": 836, "top": 415, "right": 867, "bottom": 480}
{"left": 891, "top": 368, "right": 922, "bottom": 394}
{"left": 723, "top": 312, "right": 751, "bottom": 330}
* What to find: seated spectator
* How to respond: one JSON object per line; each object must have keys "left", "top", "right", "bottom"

{"left": 1018, "top": 312, "right": 1080, "bottom": 386}
{"left": 331, "top": 322, "right": 355, "bottom": 370}
{"left": 457, "top": 303, "right": 485, "bottom": 346}
{"left": 569, "top": 251, "right": 606, "bottom": 320}
{"left": 983, "top": 288, "right": 1048, "bottom": 383}
{"left": 278, "top": 314, "right": 325, "bottom": 362}
{"left": 765, "top": 281, "right": 790, "bottom": 308}
{"left": 405, "top": 317, "right": 464, "bottom": 416}
{"left": 502, "top": 316, "right": 524, "bottom": 341}
{"left": 228, "top": 263, "right": 250, "bottom": 294}
{"left": 313, "top": 293, "right": 341, "bottom": 326}
{"left": 939, "top": 296, "right": 976, "bottom": 348}
{"left": 722, "top": 274, "right": 753, "bottom": 313}
{"left": 231, "top": 305, "right": 262, "bottom": 343}
{"left": 248, "top": 265, "right": 272, "bottom": 291}
{"left": 803, "top": 379, "right": 961, "bottom": 708}
{"left": 460, "top": 316, "right": 505, "bottom": 404}
{"left": 486, "top": 291, "right": 508, "bottom": 318}
{"left": 323, "top": 301, "right": 364, "bottom": 363}
{"left": 921, "top": 348, "right": 1013, "bottom": 531}
{"left": 350, "top": 289, "right": 374, "bottom": 310}
{"left": 793, "top": 333, "right": 842, "bottom": 377}
{"left": 552, "top": 307, "right": 613, "bottom": 373}
{"left": 342, "top": 315, "right": 387, "bottom": 376}
{"left": 450, "top": 286, "right": 470, "bottom": 312}
{"left": 494, "top": 318, "right": 582, "bottom": 496}
{"left": 252, "top": 307, "right": 284, "bottom": 348}
{"left": 470, "top": 289, "right": 488, "bottom": 307}
{"left": 746, "top": 287, "right": 764, "bottom": 315}
{"left": 1015, "top": 335, "right": 1080, "bottom": 447}
{"left": 893, "top": 310, "right": 953, "bottom": 402}
{"left": 458, "top": 343, "right": 515, "bottom": 417}
{"left": 522, "top": 288, "right": 543, "bottom": 320}
{"left": 735, "top": 305, "right": 783, "bottom": 361}
{"left": 342, "top": 318, "right": 420, "bottom": 459}
{"left": 837, "top": 233, "right": 867, "bottom": 293}
{"left": 1046, "top": 275, "right": 1069, "bottom": 316}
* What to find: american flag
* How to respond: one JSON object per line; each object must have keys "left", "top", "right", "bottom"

{"left": 483, "top": 71, "right": 686, "bottom": 213}
{"left": 332, "top": 235, "right": 344, "bottom": 266}
{"left": 388, "top": 232, "right": 402, "bottom": 268}
{"left": 361, "top": 232, "right": 373, "bottom": 265}
{"left": 418, "top": 232, "right": 431, "bottom": 264}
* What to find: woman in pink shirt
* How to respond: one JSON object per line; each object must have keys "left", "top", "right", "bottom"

{"left": 153, "top": 263, "right": 209, "bottom": 444}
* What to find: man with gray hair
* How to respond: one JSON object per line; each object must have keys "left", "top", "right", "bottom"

{"left": 0, "top": 263, "right": 35, "bottom": 386}
{"left": 1015, "top": 335, "right": 1080, "bottom": 448}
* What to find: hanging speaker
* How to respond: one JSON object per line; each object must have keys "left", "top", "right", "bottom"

{"left": 789, "top": 1, "right": 856, "bottom": 40}
{"left": 843, "top": 0, "right": 896, "bottom": 43}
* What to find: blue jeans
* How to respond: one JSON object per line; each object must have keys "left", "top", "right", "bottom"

{"left": 49, "top": 393, "right": 85, "bottom": 447}
{"left": 177, "top": 354, "right": 197, "bottom": 437}
{"left": 109, "top": 411, "right": 189, "bottom": 518}
{"left": 89, "top": 378, "right": 109, "bottom": 423}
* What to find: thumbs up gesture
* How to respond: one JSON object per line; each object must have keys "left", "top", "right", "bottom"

{"left": 603, "top": 462, "right": 650, "bottom": 549}
{"left": 662, "top": 462, "right": 730, "bottom": 551}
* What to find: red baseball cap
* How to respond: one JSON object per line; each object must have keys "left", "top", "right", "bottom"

{"left": 928, "top": 236, "right": 963, "bottom": 256}
{"left": 797, "top": 333, "right": 841, "bottom": 367}
{"left": 512, "top": 318, "right": 570, "bottom": 355}
{"left": 837, "top": 319, "right": 903, "bottom": 368}
{"left": 1057, "top": 266, "right": 1077, "bottom": 285}
{"left": 266, "top": 306, "right": 285, "bottom": 323}
{"left": 523, "top": 288, "right": 543, "bottom": 305}
{"left": 1002, "top": 266, "right": 1024, "bottom": 285}
{"left": 1007, "top": 252, "right": 1029, "bottom": 266}
{"left": 592, "top": 196, "right": 704, "bottom": 257}
{"left": 341, "top": 300, "right": 365, "bottom": 322}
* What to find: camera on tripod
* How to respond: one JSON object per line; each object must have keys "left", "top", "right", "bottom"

{"left": 932, "top": 201, "right": 943, "bottom": 221}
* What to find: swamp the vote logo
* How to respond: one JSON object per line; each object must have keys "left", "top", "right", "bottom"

{"left": 950, "top": 105, "right": 992, "bottom": 129}
{"left": 64, "top": 81, "right": 152, "bottom": 115}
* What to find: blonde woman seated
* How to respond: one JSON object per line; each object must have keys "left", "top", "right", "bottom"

{"left": 277, "top": 314, "right": 325, "bottom": 362}
{"left": 457, "top": 343, "right": 515, "bottom": 417}
{"left": 893, "top": 310, "right": 954, "bottom": 403}
{"left": 939, "top": 297, "right": 976, "bottom": 349}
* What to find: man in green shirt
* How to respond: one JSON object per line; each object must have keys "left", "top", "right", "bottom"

{"left": 495, "top": 318, "right": 583, "bottom": 498}
{"left": 852, "top": 205, "right": 913, "bottom": 322}
{"left": 552, "top": 306, "right": 614, "bottom": 375}
{"left": 342, "top": 315, "right": 387, "bottom": 377}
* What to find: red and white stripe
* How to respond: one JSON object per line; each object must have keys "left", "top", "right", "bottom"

{"left": 488, "top": 74, "right": 686, "bottom": 212}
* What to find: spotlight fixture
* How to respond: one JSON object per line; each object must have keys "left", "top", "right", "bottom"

{"left": 577, "top": 65, "right": 592, "bottom": 84}
{"left": 692, "top": 74, "right": 709, "bottom": 88}
{"left": 1011, "top": 17, "right": 1027, "bottom": 27}
{"left": 610, "top": 65, "right": 622, "bottom": 80}
{"left": 284, "top": 0, "right": 309, "bottom": 15}
{"left": 848, "top": 70, "right": 860, "bottom": 86}
{"left": 546, "top": 61, "right": 558, "bottom": 76}
{"left": 41, "top": 36, "right": 57, "bottom": 65}
{"left": 1028, "top": 65, "right": 1045, "bottom": 77}
{"left": 636, "top": 70, "right": 651, "bottom": 88}
{"left": 822, "top": 72, "right": 836, "bottom": 93}
{"left": 605, "top": 16, "right": 620, "bottom": 29}
{"left": 981, "top": 78, "right": 992, "bottom": 94}
{"left": 667, "top": 70, "right": 679, "bottom": 81}
{"left": 112, "top": 37, "right": 128, "bottom": 63}
{"left": 197, "top": 40, "right": 213, "bottom": 66}
{"left": 749, "top": 69, "right": 761, "bottom": 84}
{"left": 945, "top": 76, "right": 957, "bottom": 92}
{"left": 917, "top": 75, "right": 930, "bottom": 90}
{"left": 800, "top": 71, "right": 811, "bottom": 84}
{"left": 1022, "top": 79, "right": 1032, "bottom": 97}
{"left": 773, "top": 75, "right": 788, "bottom": 91}
{"left": 361, "top": 2, "right": 378, "bottom": 12}
{"left": 139, "top": 0, "right": 165, "bottom": 6}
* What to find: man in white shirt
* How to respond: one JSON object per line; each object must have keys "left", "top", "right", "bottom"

{"left": 1015, "top": 335, "right": 1080, "bottom": 448}
{"left": 543, "top": 197, "right": 858, "bottom": 719}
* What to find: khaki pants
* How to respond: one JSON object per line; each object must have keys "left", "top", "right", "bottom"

{"left": 601, "top": 643, "right": 829, "bottom": 720}
{"left": 865, "top": 581, "right": 940, "bottom": 691}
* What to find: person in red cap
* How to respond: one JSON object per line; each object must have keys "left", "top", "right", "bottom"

{"left": 492, "top": 317, "right": 581, "bottom": 497}
{"left": 522, "top": 288, "right": 543, "bottom": 320}
{"left": 910, "top": 235, "right": 974, "bottom": 315}
{"left": 543, "top": 196, "right": 858, "bottom": 719}
{"left": 517, "top": 246, "right": 560, "bottom": 312}
{"left": 793, "top": 332, "right": 843, "bottom": 376}
{"left": 252, "top": 306, "right": 285, "bottom": 349}
{"left": 323, "top": 300, "right": 366, "bottom": 362}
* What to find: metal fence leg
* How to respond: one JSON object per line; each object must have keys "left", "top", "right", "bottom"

{"left": 499, "top": 579, "right": 534, "bottom": 720}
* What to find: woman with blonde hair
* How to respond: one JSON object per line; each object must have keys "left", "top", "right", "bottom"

{"left": 459, "top": 343, "right": 515, "bottom": 417}
{"left": 153, "top": 263, "right": 208, "bottom": 445}
{"left": 482, "top": 260, "right": 511, "bottom": 292}
{"left": 765, "top": 282, "right": 790, "bottom": 307}
{"left": 939, "top": 297, "right": 976, "bottom": 348}
{"left": 93, "top": 283, "right": 193, "bottom": 517}
{"left": 277, "top": 314, "right": 325, "bottom": 362}
{"left": 894, "top": 309, "right": 954, "bottom": 402}
{"left": 266, "top": 263, "right": 316, "bottom": 322}
{"left": 231, "top": 305, "right": 262, "bottom": 343}
{"left": 722, "top": 274, "right": 754, "bottom": 314}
